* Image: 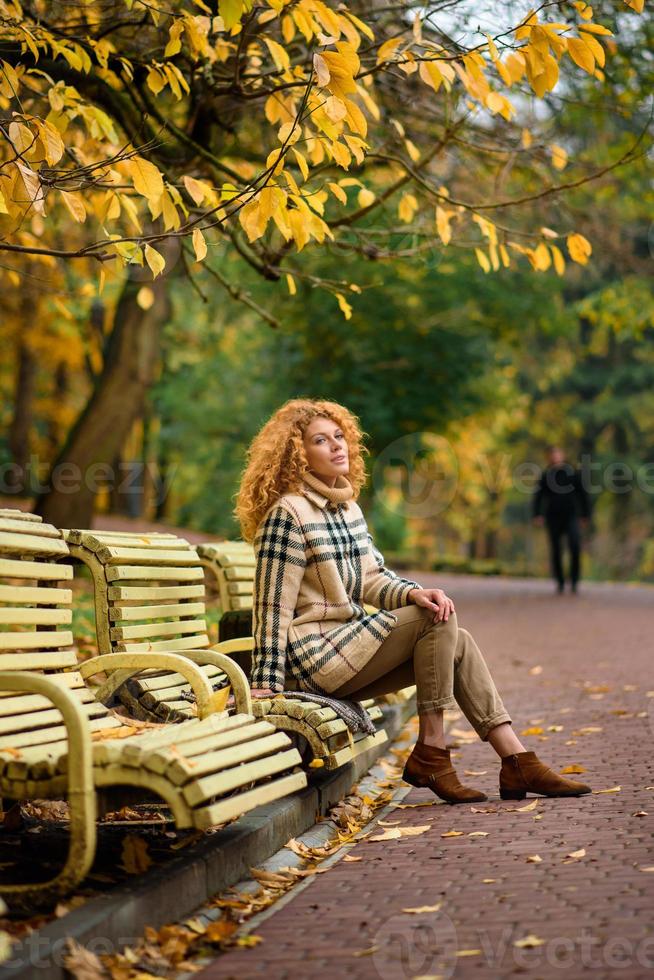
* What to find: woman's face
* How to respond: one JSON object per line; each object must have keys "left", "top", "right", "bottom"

{"left": 302, "top": 416, "right": 349, "bottom": 483}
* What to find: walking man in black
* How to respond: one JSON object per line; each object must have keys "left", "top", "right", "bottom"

{"left": 533, "top": 446, "right": 591, "bottom": 594}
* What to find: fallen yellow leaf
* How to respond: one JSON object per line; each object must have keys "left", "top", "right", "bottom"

{"left": 521, "top": 727, "right": 544, "bottom": 735}
{"left": 456, "top": 949, "right": 482, "bottom": 956}
{"left": 526, "top": 854, "right": 542, "bottom": 863}
{"left": 441, "top": 830, "right": 464, "bottom": 838}
{"left": 566, "top": 848, "right": 586, "bottom": 859}
{"left": 343, "top": 855, "right": 362, "bottom": 862}
{"left": 592, "top": 786, "right": 621, "bottom": 794}
{"left": 514, "top": 934, "right": 545, "bottom": 948}
{"left": 464, "top": 770, "right": 488, "bottom": 776}
{"left": 401, "top": 902, "right": 442, "bottom": 914}
{"left": 468, "top": 831, "right": 489, "bottom": 837}
{"left": 482, "top": 878, "right": 497, "bottom": 883}
{"left": 560, "top": 765, "right": 587, "bottom": 774}
{"left": 368, "top": 824, "right": 431, "bottom": 842}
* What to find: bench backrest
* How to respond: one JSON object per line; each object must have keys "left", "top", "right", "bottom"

{"left": 0, "top": 510, "right": 120, "bottom": 753}
{"left": 66, "top": 530, "right": 211, "bottom": 657}
{"left": 197, "top": 541, "right": 255, "bottom": 612}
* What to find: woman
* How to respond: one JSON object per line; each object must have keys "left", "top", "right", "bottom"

{"left": 235, "top": 399, "right": 592, "bottom": 805}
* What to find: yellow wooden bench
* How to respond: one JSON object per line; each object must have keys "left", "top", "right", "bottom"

{"left": 66, "top": 529, "right": 388, "bottom": 770}
{"left": 198, "top": 539, "right": 418, "bottom": 708}
{"left": 0, "top": 510, "right": 306, "bottom": 907}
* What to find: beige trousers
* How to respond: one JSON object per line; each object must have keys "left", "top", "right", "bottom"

{"left": 330, "top": 605, "right": 512, "bottom": 742}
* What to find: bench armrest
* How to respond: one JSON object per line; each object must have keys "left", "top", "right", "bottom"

{"left": 79, "top": 653, "right": 216, "bottom": 720}
{"left": 192, "top": 645, "right": 253, "bottom": 714}
{"left": 0, "top": 671, "right": 95, "bottom": 805}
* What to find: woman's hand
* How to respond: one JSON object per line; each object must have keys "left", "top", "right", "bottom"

{"left": 408, "top": 587, "right": 455, "bottom": 622}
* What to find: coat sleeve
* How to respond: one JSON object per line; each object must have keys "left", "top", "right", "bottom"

{"left": 362, "top": 532, "right": 422, "bottom": 610}
{"left": 251, "top": 504, "right": 306, "bottom": 692}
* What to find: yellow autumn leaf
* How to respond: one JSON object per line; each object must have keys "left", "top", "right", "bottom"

{"left": 521, "top": 726, "right": 544, "bottom": 736}
{"left": 60, "top": 190, "right": 87, "bottom": 223}
{"left": 308, "top": 758, "right": 325, "bottom": 768}
{"left": 264, "top": 37, "right": 290, "bottom": 72}
{"left": 526, "top": 854, "right": 542, "bottom": 863}
{"left": 475, "top": 248, "right": 491, "bottom": 273}
{"left": 550, "top": 143, "right": 568, "bottom": 170}
{"left": 357, "top": 187, "right": 375, "bottom": 208}
{"left": 376, "top": 37, "right": 403, "bottom": 64}
{"left": 402, "top": 902, "right": 443, "bottom": 914}
{"left": 567, "top": 232, "right": 592, "bottom": 264}
{"left": 514, "top": 935, "right": 545, "bottom": 949}
{"left": 120, "top": 835, "right": 152, "bottom": 874}
{"left": 220, "top": 0, "right": 246, "bottom": 30}
{"left": 126, "top": 156, "right": 165, "bottom": 202}
{"left": 0, "top": 189, "right": 8, "bottom": 215}
{"left": 192, "top": 227, "right": 207, "bottom": 262}
{"left": 441, "top": 830, "right": 464, "bottom": 838}
{"left": 592, "top": 785, "right": 621, "bottom": 794}
{"left": 567, "top": 37, "right": 595, "bottom": 73}
{"left": 336, "top": 292, "right": 352, "bottom": 320}
{"left": 183, "top": 175, "right": 212, "bottom": 206}
{"left": 419, "top": 60, "right": 443, "bottom": 92}
{"left": 398, "top": 192, "right": 418, "bottom": 223}
{"left": 566, "top": 848, "right": 586, "bottom": 859}
{"left": 285, "top": 273, "right": 297, "bottom": 295}
{"left": 560, "top": 764, "right": 587, "bottom": 774}
{"left": 208, "top": 685, "right": 230, "bottom": 712}
{"left": 136, "top": 286, "right": 155, "bottom": 310}
{"left": 144, "top": 243, "right": 166, "bottom": 278}
{"left": 436, "top": 206, "right": 454, "bottom": 245}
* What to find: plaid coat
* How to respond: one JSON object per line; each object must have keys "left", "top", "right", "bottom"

{"left": 251, "top": 477, "right": 422, "bottom": 694}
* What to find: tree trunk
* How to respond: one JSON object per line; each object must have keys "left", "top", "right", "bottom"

{"left": 7, "top": 341, "right": 36, "bottom": 495}
{"left": 35, "top": 249, "right": 175, "bottom": 528}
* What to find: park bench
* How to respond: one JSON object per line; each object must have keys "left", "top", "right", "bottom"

{"left": 0, "top": 510, "right": 305, "bottom": 906}
{"left": 198, "top": 539, "right": 417, "bottom": 708}
{"left": 66, "top": 529, "right": 388, "bottom": 770}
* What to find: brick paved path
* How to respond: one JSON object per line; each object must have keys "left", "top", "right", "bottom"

{"left": 197, "top": 576, "right": 654, "bottom": 980}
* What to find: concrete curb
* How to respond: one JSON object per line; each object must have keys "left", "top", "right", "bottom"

{"left": 1, "top": 698, "right": 416, "bottom": 980}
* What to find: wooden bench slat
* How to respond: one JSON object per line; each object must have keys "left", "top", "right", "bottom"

{"left": 194, "top": 771, "right": 306, "bottom": 830}
{"left": 0, "top": 687, "right": 95, "bottom": 717}
{"left": 0, "top": 670, "right": 86, "bottom": 699}
{"left": 0, "top": 608, "right": 72, "bottom": 626}
{"left": 97, "top": 546, "right": 200, "bottom": 566}
{"left": 227, "top": 582, "right": 253, "bottom": 596}
{"left": 0, "top": 584, "right": 72, "bottom": 605}
{"left": 108, "top": 601, "right": 206, "bottom": 622}
{"left": 0, "top": 518, "right": 60, "bottom": 538}
{"left": 0, "top": 700, "right": 107, "bottom": 737}
{"left": 115, "top": 634, "right": 210, "bottom": 653}
{"left": 106, "top": 565, "right": 205, "bottom": 582}
{"left": 163, "top": 720, "right": 277, "bottom": 782}
{"left": 224, "top": 565, "right": 257, "bottom": 581}
{"left": 0, "top": 630, "right": 74, "bottom": 650}
{"left": 0, "top": 532, "right": 68, "bottom": 557}
{"left": 0, "top": 714, "right": 120, "bottom": 750}
{"left": 107, "top": 584, "right": 206, "bottom": 601}
{"left": 184, "top": 745, "right": 300, "bottom": 806}
{"left": 0, "top": 558, "right": 73, "bottom": 580}
{"left": 109, "top": 619, "right": 207, "bottom": 641}
{"left": 0, "top": 509, "right": 42, "bottom": 522}
{"left": 67, "top": 532, "right": 191, "bottom": 551}
{"left": 0, "top": 649, "right": 78, "bottom": 670}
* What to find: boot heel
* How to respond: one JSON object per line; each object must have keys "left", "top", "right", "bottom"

{"left": 402, "top": 770, "right": 421, "bottom": 787}
{"left": 500, "top": 788, "right": 526, "bottom": 800}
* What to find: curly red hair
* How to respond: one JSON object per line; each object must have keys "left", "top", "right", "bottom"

{"left": 235, "top": 399, "right": 369, "bottom": 541}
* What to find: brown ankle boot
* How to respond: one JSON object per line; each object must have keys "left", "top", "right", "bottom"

{"left": 402, "top": 742, "right": 488, "bottom": 804}
{"left": 500, "top": 751, "right": 592, "bottom": 800}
